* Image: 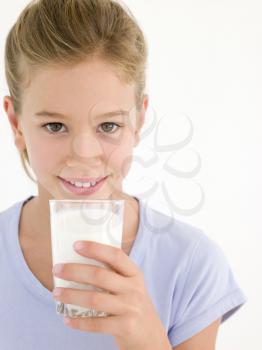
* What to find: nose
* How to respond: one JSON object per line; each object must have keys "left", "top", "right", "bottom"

{"left": 67, "top": 132, "right": 104, "bottom": 165}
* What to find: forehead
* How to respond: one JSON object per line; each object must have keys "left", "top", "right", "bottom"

{"left": 22, "top": 58, "right": 136, "bottom": 116}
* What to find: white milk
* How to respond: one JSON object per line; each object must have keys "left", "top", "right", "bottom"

{"left": 49, "top": 200, "right": 124, "bottom": 318}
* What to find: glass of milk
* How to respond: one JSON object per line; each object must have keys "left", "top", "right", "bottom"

{"left": 49, "top": 199, "right": 124, "bottom": 318}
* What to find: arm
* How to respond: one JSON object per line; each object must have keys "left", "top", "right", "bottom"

{"left": 172, "top": 317, "right": 222, "bottom": 350}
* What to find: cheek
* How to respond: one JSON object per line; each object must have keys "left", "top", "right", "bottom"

{"left": 105, "top": 139, "right": 134, "bottom": 178}
{"left": 24, "top": 128, "right": 135, "bottom": 179}
{"left": 26, "top": 138, "right": 61, "bottom": 176}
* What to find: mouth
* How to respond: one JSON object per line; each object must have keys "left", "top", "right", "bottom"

{"left": 58, "top": 176, "right": 108, "bottom": 196}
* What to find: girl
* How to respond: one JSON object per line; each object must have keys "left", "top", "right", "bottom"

{"left": 1, "top": 0, "right": 246, "bottom": 349}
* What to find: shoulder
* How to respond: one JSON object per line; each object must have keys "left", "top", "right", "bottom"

{"left": 0, "top": 200, "right": 24, "bottom": 237}
{"left": 138, "top": 201, "right": 247, "bottom": 348}
{"left": 139, "top": 201, "right": 235, "bottom": 284}
{"left": 0, "top": 205, "right": 12, "bottom": 229}
{"left": 140, "top": 200, "right": 212, "bottom": 261}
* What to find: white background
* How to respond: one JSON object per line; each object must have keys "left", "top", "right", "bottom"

{"left": 0, "top": 0, "right": 261, "bottom": 348}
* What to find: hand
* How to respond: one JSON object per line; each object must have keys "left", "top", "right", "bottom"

{"left": 52, "top": 240, "right": 171, "bottom": 350}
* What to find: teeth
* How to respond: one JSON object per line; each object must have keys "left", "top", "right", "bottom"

{"left": 69, "top": 180, "right": 97, "bottom": 188}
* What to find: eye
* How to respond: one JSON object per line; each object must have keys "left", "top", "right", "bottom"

{"left": 41, "top": 122, "right": 121, "bottom": 134}
{"left": 42, "top": 122, "right": 66, "bottom": 133}
{"left": 98, "top": 122, "right": 121, "bottom": 134}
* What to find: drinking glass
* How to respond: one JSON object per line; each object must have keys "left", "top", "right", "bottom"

{"left": 49, "top": 199, "right": 124, "bottom": 318}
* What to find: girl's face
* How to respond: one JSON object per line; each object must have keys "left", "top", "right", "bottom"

{"left": 4, "top": 58, "right": 148, "bottom": 201}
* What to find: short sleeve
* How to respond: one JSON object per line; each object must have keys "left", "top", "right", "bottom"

{"left": 168, "top": 235, "right": 247, "bottom": 347}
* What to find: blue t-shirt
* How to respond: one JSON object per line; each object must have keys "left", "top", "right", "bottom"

{"left": 0, "top": 195, "right": 247, "bottom": 349}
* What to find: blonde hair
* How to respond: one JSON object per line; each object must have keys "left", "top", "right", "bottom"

{"left": 4, "top": 0, "right": 148, "bottom": 183}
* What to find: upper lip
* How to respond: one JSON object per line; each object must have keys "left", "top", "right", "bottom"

{"left": 60, "top": 176, "right": 107, "bottom": 183}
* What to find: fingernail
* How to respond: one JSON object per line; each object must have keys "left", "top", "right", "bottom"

{"left": 52, "top": 264, "right": 63, "bottom": 274}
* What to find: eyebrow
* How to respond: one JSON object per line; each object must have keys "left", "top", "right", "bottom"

{"left": 34, "top": 109, "right": 130, "bottom": 119}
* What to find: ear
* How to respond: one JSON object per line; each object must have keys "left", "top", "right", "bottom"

{"left": 134, "top": 94, "right": 149, "bottom": 147}
{"left": 3, "top": 96, "right": 26, "bottom": 151}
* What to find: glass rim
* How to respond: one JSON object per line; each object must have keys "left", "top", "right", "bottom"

{"left": 49, "top": 199, "right": 125, "bottom": 203}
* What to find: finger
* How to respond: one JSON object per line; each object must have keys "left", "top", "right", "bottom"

{"left": 53, "top": 263, "right": 130, "bottom": 294}
{"left": 63, "top": 313, "right": 122, "bottom": 337}
{"left": 53, "top": 287, "right": 126, "bottom": 316}
{"left": 73, "top": 241, "right": 139, "bottom": 277}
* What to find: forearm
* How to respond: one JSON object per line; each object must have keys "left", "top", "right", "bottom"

{"left": 117, "top": 325, "right": 172, "bottom": 350}
{"left": 118, "top": 341, "right": 172, "bottom": 350}
{"left": 144, "top": 334, "right": 172, "bottom": 350}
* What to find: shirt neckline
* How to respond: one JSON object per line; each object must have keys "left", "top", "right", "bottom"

{"left": 8, "top": 195, "right": 148, "bottom": 306}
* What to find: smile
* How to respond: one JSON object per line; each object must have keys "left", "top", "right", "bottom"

{"left": 58, "top": 176, "right": 108, "bottom": 196}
